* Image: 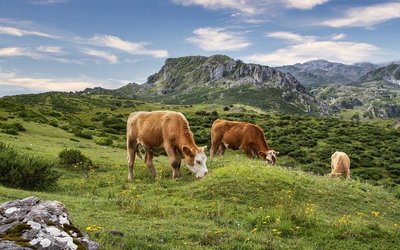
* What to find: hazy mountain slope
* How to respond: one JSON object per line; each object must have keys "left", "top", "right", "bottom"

{"left": 360, "top": 63, "right": 400, "bottom": 85}
{"left": 276, "top": 60, "right": 378, "bottom": 85}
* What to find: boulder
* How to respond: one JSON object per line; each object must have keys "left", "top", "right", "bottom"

{"left": 0, "top": 196, "right": 99, "bottom": 250}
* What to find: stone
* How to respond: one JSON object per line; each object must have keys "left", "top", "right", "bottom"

{"left": 0, "top": 196, "right": 99, "bottom": 250}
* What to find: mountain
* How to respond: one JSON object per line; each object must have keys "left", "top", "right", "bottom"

{"left": 360, "top": 63, "right": 400, "bottom": 85}
{"left": 275, "top": 59, "right": 379, "bottom": 85}
{"left": 312, "top": 63, "right": 400, "bottom": 119}
{"left": 83, "top": 55, "right": 330, "bottom": 115}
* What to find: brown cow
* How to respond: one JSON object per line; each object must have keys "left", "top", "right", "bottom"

{"left": 126, "top": 111, "right": 208, "bottom": 181}
{"left": 210, "top": 119, "right": 278, "bottom": 164}
{"left": 329, "top": 151, "right": 351, "bottom": 179}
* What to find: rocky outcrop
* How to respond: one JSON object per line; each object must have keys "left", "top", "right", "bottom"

{"left": 146, "top": 55, "right": 308, "bottom": 94}
{"left": 0, "top": 196, "right": 99, "bottom": 250}
{"left": 364, "top": 104, "right": 400, "bottom": 119}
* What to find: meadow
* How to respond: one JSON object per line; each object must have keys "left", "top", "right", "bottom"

{"left": 0, "top": 92, "right": 400, "bottom": 249}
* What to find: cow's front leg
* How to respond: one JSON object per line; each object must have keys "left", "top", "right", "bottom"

{"left": 218, "top": 143, "right": 226, "bottom": 155}
{"left": 243, "top": 146, "right": 254, "bottom": 159}
{"left": 165, "top": 145, "right": 181, "bottom": 179}
{"left": 144, "top": 149, "right": 156, "bottom": 178}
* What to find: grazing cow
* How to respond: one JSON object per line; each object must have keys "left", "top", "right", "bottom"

{"left": 329, "top": 151, "right": 351, "bottom": 179}
{"left": 126, "top": 111, "right": 208, "bottom": 181}
{"left": 210, "top": 119, "right": 278, "bottom": 164}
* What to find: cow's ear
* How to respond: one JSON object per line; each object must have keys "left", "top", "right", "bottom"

{"left": 201, "top": 146, "right": 207, "bottom": 152}
{"left": 183, "top": 146, "right": 194, "bottom": 157}
{"left": 276, "top": 151, "right": 280, "bottom": 155}
{"left": 258, "top": 151, "right": 266, "bottom": 158}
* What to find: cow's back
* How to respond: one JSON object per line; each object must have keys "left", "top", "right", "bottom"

{"left": 212, "top": 119, "right": 247, "bottom": 148}
{"left": 331, "top": 151, "right": 350, "bottom": 172}
{"left": 127, "top": 111, "right": 186, "bottom": 148}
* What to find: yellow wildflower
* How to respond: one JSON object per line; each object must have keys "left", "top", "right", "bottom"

{"left": 371, "top": 211, "right": 380, "bottom": 217}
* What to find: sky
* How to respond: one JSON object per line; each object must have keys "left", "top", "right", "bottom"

{"left": 1, "top": 0, "right": 400, "bottom": 96}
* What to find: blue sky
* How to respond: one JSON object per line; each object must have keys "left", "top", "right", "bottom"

{"left": 1, "top": 0, "right": 400, "bottom": 96}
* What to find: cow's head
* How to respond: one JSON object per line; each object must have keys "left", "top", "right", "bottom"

{"left": 261, "top": 150, "right": 279, "bottom": 165}
{"left": 183, "top": 146, "right": 208, "bottom": 178}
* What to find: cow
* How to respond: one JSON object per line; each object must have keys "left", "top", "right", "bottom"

{"left": 329, "top": 151, "right": 351, "bottom": 179}
{"left": 210, "top": 119, "right": 278, "bottom": 164}
{"left": 126, "top": 111, "right": 208, "bottom": 181}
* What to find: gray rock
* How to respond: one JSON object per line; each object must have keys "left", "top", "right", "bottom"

{"left": 0, "top": 196, "right": 99, "bottom": 250}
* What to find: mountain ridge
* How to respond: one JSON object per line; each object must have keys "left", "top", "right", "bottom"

{"left": 82, "top": 55, "right": 330, "bottom": 115}
{"left": 275, "top": 60, "right": 379, "bottom": 85}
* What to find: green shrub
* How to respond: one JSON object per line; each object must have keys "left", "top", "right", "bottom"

{"left": 0, "top": 142, "right": 60, "bottom": 190}
{"left": 95, "top": 137, "right": 113, "bottom": 146}
{"left": 58, "top": 148, "right": 94, "bottom": 172}
{"left": 73, "top": 128, "right": 93, "bottom": 139}
{"left": 0, "top": 122, "right": 26, "bottom": 135}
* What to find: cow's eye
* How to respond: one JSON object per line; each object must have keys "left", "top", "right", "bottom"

{"left": 196, "top": 160, "right": 201, "bottom": 165}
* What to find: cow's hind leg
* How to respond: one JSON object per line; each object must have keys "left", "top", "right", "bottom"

{"left": 211, "top": 133, "right": 222, "bottom": 158}
{"left": 127, "top": 138, "right": 137, "bottom": 182}
{"left": 144, "top": 149, "right": 157, "bottom": 178}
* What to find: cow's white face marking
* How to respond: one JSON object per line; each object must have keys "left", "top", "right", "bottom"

{"left": 265, "top": 150, "right": 278, "bottom": 165}
{"left": 187, "top": 151, "right": 208, "bottom": 178}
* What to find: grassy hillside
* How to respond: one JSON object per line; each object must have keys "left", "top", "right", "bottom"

{"left": 1, "top": 92, "right": 400, "bottom": 249}
{"left": 1, "top": 92, "right": 400, "bottom": 186}
{"left": 0, "top": 139, "right": 399, "bottom": 249}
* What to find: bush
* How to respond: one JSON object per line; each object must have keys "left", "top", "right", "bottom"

{"left": 95, "top": 137, "right": 113, "bottom": 146}
{"left": 58, "top": 148, "right": 94, "bottom": 172}
{"left": 0, "top": 143, "right": 60, "bottom": 190}
{"left": 0, "top": 122, "right": 26, "bottom": 135}
{"left": 73, "top": 128, "right": 93, "bottom": 139}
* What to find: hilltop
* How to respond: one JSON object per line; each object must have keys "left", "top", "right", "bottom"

{"left": 82, "top": 55, "right": 329, "bottom": 115}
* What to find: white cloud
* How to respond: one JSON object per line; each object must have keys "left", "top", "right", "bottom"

{"left": 323, "top": 2, "right": 400, "bottom": 28}
{"left": 266, "top": 31, "right": 316, "bottom": 43}
{"left": 0, "top": 26, "right": 57, "bottom": 38}
{"left": 283, "top": 0, "right": 329, "bottom": 10}
{"left": 30, "top": 0, "right": 66, "bottom": 5}
{"left": 172, "top": 0, "right": 260, "bottom": 15}
{"left": 245, "top": 32, "right": 381, "bottom": 66}
{"left": 187, "top": 27, "right": 250, "bottom": 51}
{"left": 0, "top": 46, "right": 83, "bottom": 64}
{"left": 331, "top": 33, "right": 346, "bottom": 41}
{"left": 0, "top": 71, "right": 97, "bottom": 92}
{"left": 82, "top": 48, "right": 118, "bottom": 64}
{"left": 37, "top": 46, "right": 63, "bottom": 54}
{"left": 0, "top": 47, "right": 42, "bottom": 59}
{"left": 172, "top": 0, "right": 329, "bottom": 16}
{"left": 89, "top": 34, "right": 168, "bottom": 58}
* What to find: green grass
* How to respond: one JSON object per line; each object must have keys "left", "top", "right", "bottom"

{"left": 0, "top": 151, "right": 399, "bottom": 249}
{"left": 1, "top": 92, "right": 400, "bottom": 186}
{"left": 0, "top": 113, "right": 399, "bottom": 249}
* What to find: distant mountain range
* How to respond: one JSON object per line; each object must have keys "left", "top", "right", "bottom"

{"left": 81, "top": 55, "right": 400, "bottom": 118}
{"left": 275, "top": 60, "right": 379, "bottom": 85}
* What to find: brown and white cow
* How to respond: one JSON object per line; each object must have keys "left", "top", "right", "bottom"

{"left": 126, "top": 111, "right": 208, "bottom": 181}
{"left": 210, "top": 119, "right": 278, "bottom": 164}
{"left": 329, "top": 151, "right": 351, "bottom": 179}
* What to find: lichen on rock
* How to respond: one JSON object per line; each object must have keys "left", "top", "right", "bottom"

{"left": 0, "top": 196, "right": 99, "bottom": 250}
